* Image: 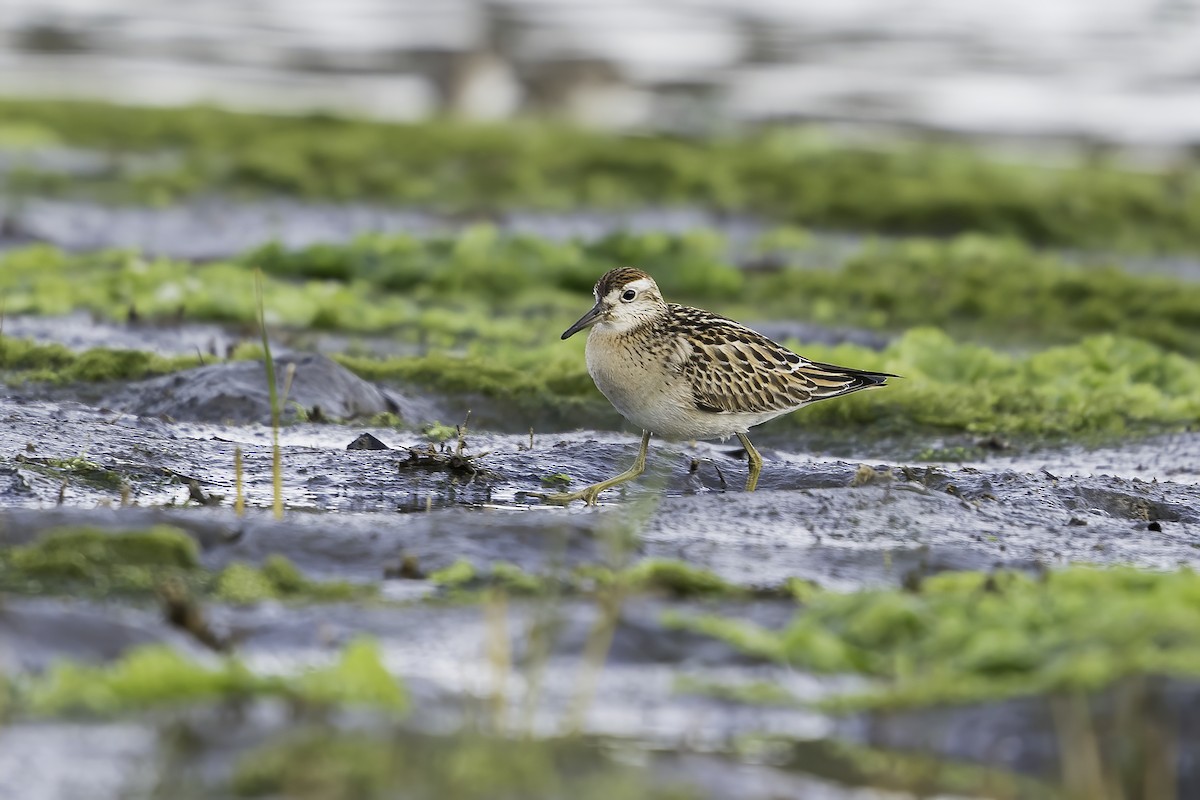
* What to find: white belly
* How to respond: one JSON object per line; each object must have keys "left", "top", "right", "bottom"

{"left": 585, "top": 328, "right": 782, "bottom": 440}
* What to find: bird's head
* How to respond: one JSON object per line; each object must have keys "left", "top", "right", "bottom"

{"left": 561, "top": 267, "right": 668, "bottom": 339}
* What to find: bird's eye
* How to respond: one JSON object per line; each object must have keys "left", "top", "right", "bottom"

{"left": 621, "top": 289, "right": 637, "bottom": 302}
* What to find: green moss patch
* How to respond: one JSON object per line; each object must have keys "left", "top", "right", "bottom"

{"left": 4, "top": 99, "right": 1200, "bottom": 251}
{"left": 759, "top": 234, "right": 1200, "bottom": 356}
{"left": 11, "top": 230, "right": 1200, "bottom": 355}
{"left": 672, "top": 566, "right": 1200, "bottom": 710}
{"left": 624, "top": 559, "right": 737, "bottom": 598}
{"left": 23, "top": 456, "right": 128, "bottom": 490}
{"left": 737, "top": 737, "right": 1059, "bottom": 800}
{"left": 2, "top": 525, "right": 201, "bottom": 595}
{"left": 230, "top": 729, "right": 698, "bottom": 800}
{"left": 429, "top": 557, "right": 743, "bottom": 600}
{"left": 5, "top": 231, "right": 1200, "bottom": 442}
{"left": 4, "top": 327, "right": 1198, "bottom": 444}
{"left": 0, "top": 526, "right": 373, "bottom": 603}
{"left": 790, "top": 328, "right": 1200, "bottom": 440}
{"left": 0, "top": 333, "right": 202, "bottom": 384}
{"left": 7, "top": 229, "right": 1200, "bottom": 356}
{"left": 22, "top": 638, "right": 405, "bottom": 716}
{"left": 348, "top": 327, "right": 1200, "bottom": 442}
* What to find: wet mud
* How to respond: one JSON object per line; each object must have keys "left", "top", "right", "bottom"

{"left": 2, "top": 344, "right": 1200, "bottom": 797}
{"left": 0, "top": 198, "right": 772, "bottom": 262}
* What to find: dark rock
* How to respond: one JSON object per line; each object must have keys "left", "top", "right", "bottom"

{"left": 105, "top": 353, "right": 404, "bottom": 425}
{"left": 347, "top": 432, "right": 390, "bottom": 450}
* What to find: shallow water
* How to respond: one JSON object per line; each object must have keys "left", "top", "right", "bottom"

{"left": 4, "top": 0, "right": 1200, "bottom": 146}
{"left": 2, "top": 185, "right": 1200, "bottom": 795}
{"left": 3, "top": 344, "right": 1200, "bottom": 796}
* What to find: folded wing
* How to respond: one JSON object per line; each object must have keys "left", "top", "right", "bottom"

{"left": 669, "top": 308, "right": 894, "bottom": 415}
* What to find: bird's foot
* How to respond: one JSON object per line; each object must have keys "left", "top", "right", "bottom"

{"left": 528, "top": 483, "right": 606, "bottom": 507}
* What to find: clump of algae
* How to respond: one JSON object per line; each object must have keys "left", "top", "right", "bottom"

{"left": 229, "top": 729, "right": 699, "bottom": 800}
{"left": 672, "top": 566, "right": 1200, "bottom": 709}
{"left": 23, "top": 638, "right": 405, "bottom": 716}
{"left": 0, "top": 333, "right": 201, "bottom": 384}
{"left": 9, "top": 230, "right": 1200, "bottom": 356}
{"left": 5, "top": 230, "right": 1200, "bottom": 443}
{"left": 5, "top": 98, "right": 1200, "bottom": 252}
{"left": 0, "top": 526, "right": 372, "bottom": 603}
{"left": 429, "top": 557, "right": 742, "bottom": 600}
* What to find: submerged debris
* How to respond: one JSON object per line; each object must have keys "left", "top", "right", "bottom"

{"left": 850, "top": 464, "right": 894, "bottom": 487}
{"left": 398, "top": 413, "right": 498, "bottom": 479}
{"left": 159, "top": 578, "right": 227, "bottom": 652}
{"left": 399, "top": 443, "right": 498, "bottom": 479}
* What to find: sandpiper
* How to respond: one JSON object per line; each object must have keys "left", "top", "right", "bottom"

{"left": 540, "top": 267, "right": 895, "bottom": 505}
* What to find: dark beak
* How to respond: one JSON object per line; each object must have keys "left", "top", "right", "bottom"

{"left": 561, "top": 302, "right": 605, "bottom": 340}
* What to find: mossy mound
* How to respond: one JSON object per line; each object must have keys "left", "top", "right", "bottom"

{"left": 429, "top": 557, "right": 744, "bottom": 600}
{"left": 22, "top": 638, "right": 405, "bottom": 716}
{"left": 6, "top": 231, "right": 1200, "bottom": 355}
{"left": 0, "top": 526, "right": 372, "bottom": 603}
{"left": 675, "top": 566, "right": 1200, "bottom": 709}
{"left": 4, "top": 99, "right": 1200, "bottom": 251}
{"left": 230, "top": 729, "right": 698, "bottom": 800}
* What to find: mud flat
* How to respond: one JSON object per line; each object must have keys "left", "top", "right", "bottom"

{"left": 2, "top": 349, "right": 1199, "bottom": 797}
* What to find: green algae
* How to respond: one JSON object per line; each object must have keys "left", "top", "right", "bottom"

{"left": 0, "top": 332, "right": 201, "bottom": 385}
{"left": 4, "top": 325, "right": 1198, "bottom": 444}
{"left": 672, "top": 566, "right": 1200, "bottom": 710}
{"left": 6, "top": 229, "right": 1200, "bottom": 355}
{"left": 5, "top": 230, "right": 1200, "bottom": 442}
{"left": 788, "top": 328, "right": 1200, "bottom": 440}
{"left": 624, "top": 559, "right": 738, "bottom": 598}
{"left": 429, "top": 558, "right": 742, "bottom": 600}
{"left": 23, "top": 637, "right": 405, "bottom": 716}
{"left": 736, "top": 737, "right": 1059, "bottom": 800}
{"left": 31, "top": 456, "right": 127, "bottom": 490}
{"left": 760, "top": 234, "right": 1200, "bottom": 355}
{"left": 7, "top": 228, "right": 1200, "bottom": 358}
{"left": 4, "top": 99, "right": 1200, "bottom": 251}
{"left": 213, "top": 562, "right": 281, "bottom": 604}
{"left": 0, "top": 674, "right": 10, "bottom": 722}
{"left": 429, "top": 559, "right": 477, "bottom": 588}
{"left": 430, "top": 560, "right": 560, "bottom": 597}
{"left": 229, "top": 729, "right": 698, "bottom": 800}
{"left": 347, "top": 327, "right": 1200, "bottom": 442}
{"left": 674, "top": 675, "right": 797, "bottom": 706}
{"left": 2, "top": 525, "right": 201, "bottom": 595}
{"left": 0, "top": 525, "right": 373, "bottom": 603}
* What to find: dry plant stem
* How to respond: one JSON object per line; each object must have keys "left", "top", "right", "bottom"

{"left": 1052, "top": 693, "right": 1116, "bottom": 800}
{"left": 485, "top": 589, "right": 511, "bottom": 733}
{"left": 1111, "top": 678, "right": 1175, "bottom": 800}
{"left": 560, "top": 493, "right": 657, "bottom": 733}
{"left": 455, "top": 411, "right": 471, "bottom": 457}
{"left": 234, "top": 446, "right": 245, "bottom": 517}
{"left": 281, "top": 362, "right": 296, "bottom": 407}
{"left": 518, "top": 531, "right": 571, "bottom": 736}
{"left": 562, "top": 583, "right": 624, "bottom": 736}
{"left": 255, "top": 269, "right": 283, "bottom": 520}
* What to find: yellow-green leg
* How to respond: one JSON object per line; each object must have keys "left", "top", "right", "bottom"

{"left": 736, "top": 432, "right": 763, "bottom": 492}
{"left": 536, "top": 430, "right": 651, "bottom": 506}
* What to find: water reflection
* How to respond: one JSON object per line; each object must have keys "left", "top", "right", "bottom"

{"left": 2, "top": 0, "right": 1200, "bottom": 145}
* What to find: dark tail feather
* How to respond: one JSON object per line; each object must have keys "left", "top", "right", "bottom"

{"left": 803, "top": 361, "right": 898, "bottom": 401}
